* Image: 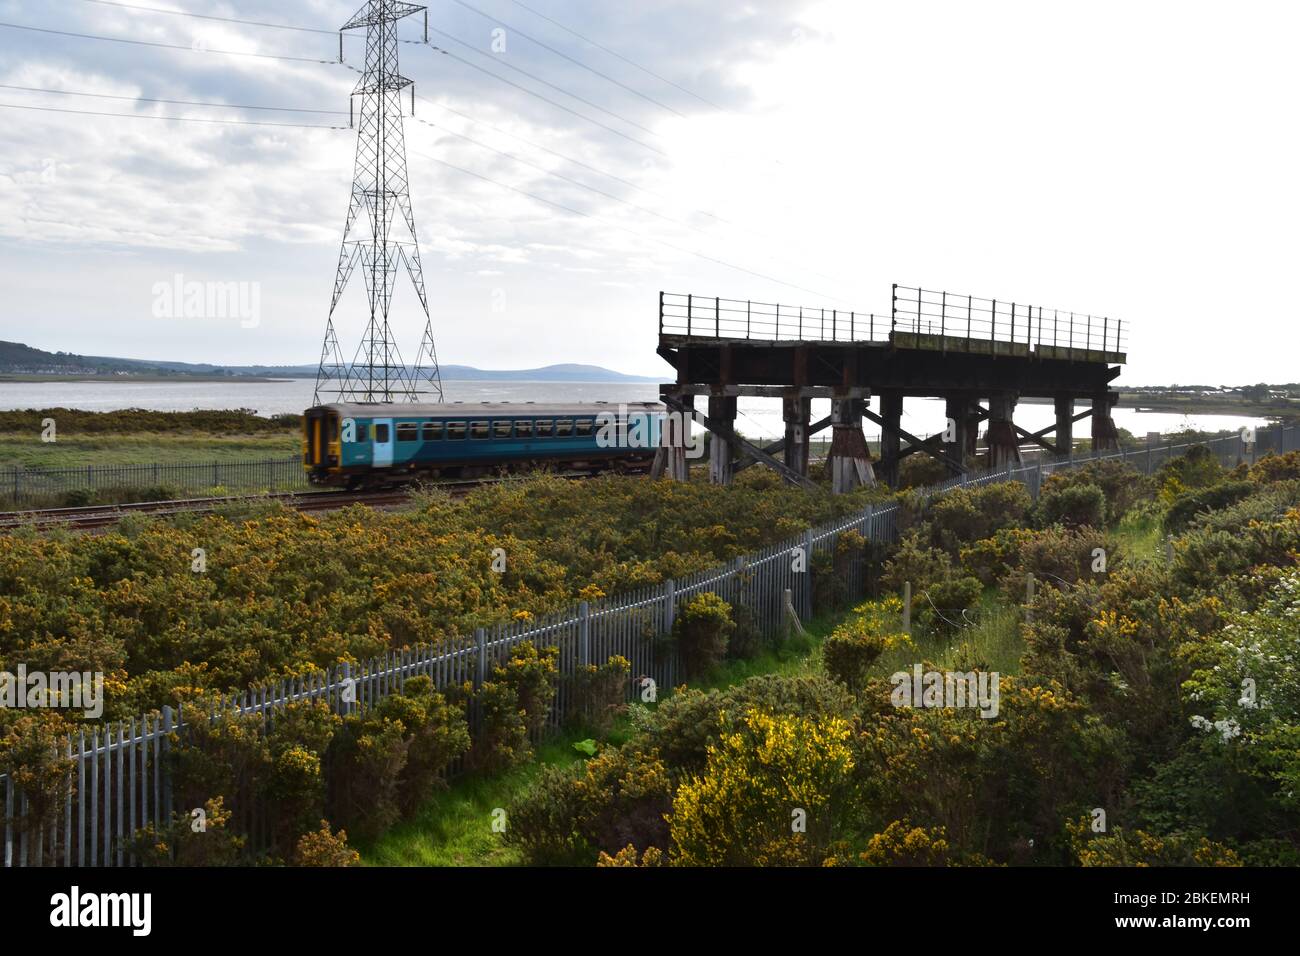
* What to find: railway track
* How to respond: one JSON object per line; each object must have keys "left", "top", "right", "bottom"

{"left": 0, "top": 470, "right": 618, "bottom": 531}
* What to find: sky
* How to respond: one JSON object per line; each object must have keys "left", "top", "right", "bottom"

{"left": 0, "top": 0, "right": 1297, "bottom": 385}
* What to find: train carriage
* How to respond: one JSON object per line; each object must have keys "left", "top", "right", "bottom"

{"left": 303, "top": 401, "right": 664, "bottom": 488}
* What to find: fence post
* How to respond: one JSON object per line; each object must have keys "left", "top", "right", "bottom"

{"left": 474, "top": 627, "right": 487, "bottom": 689}
{"left": 803, "top": 528, "right": 815, "bottom": 619}
{"left": 662, "top": 578, "right": 676, "bottom": 636}
{"left": 160, "top": 705, "right": 174, "bottom": 826}
{"left": 902, "top": 581, "right": 912, "bottom": 634}
{"left": 339, "top": 662, "right": 354, "bottom": 717}
{"left": 579, "top": 601, "right": 590, "bottom": 668}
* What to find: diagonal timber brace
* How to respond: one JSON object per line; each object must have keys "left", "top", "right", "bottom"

{"left": 660, "top": 393, "right": 819, "bottom": 490}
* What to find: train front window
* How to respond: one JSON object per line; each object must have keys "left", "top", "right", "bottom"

{"left": 396, "top": 423, "right": 418, "bottom": 442}
{"left": 575, "top": 419, "right": 594, "bottom": 437}
{"left": 555, "top": 419, "right": 574, "bottom": 437}
{"left": 535, "top": 420, "right": 553, "bottom": 437}
{"left": 446, "top": 422, "right": 466, "bottom": 440}
{"left": 470, "top": 421, "right": 489, "bottom": 439}
{"left": 422, "top": 422, "right": 443, "bottom": 441}
{"left": 514, "top": 420, "right": 533, "bottom": 438}
{"left": 493, "top": 420, "right": 512, "bottom": 438}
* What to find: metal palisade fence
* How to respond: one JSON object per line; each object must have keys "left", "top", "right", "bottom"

{"left": 1, "top": 423, "right": 1295, "bottom": 866}
{"left": 3, "top": 457, "right": 308, "bottom": 508}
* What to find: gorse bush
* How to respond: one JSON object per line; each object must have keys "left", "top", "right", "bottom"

{"left": 821, "top": 617, "right": 887, "bottom": 692}
{"left": 673, "top": 592, "right": 735, "bottom": 678}
{"left": 669, "top": 709, "right": 857, "bottom": 866}
{"left": 1034, "top": 482, "right": 1107, "bottom": 530}
{"left": 0, "top": 473, "right": 884, "bottom": 720}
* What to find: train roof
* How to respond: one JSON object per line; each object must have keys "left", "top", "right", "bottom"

{"left": 314, "top": 401, "right": 664, "bottom": 418}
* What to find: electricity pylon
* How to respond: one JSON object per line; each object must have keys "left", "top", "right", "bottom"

{"left": 314, "top": 0, "right": 444, "bottom": 405}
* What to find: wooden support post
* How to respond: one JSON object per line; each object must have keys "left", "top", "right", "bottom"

{"left": 651, "top": 389, "right": 694, "bottom": 481}
{"left": 707, "top": 395, "right": 737, "bottom": 486}
{"left": 1091, "top": 392, "right": 1120, "bottom": 452}
{"left": 782, "top": 393, "right": 812, "bottom": 477}
{"left": 943, "top": 395, "right": 970, "bottom": 476}
{"left": 1054, "top": 395, "right": 1074, "bottom": 458}
{"left": 878, "top": 390, "right": 903, "bottom": 487}
{"left": 986, "top": 393, "right": 1022, "bottom": 468}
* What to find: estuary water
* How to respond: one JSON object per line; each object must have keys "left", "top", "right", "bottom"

{"left": 0, "top": 378, "right": 1269, "bottom": 443}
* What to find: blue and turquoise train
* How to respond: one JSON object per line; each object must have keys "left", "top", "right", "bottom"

{"left": 303, "top": 401, "right": 666, "bottom": 488}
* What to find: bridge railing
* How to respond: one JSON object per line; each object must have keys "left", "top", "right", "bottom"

{"left": 660, "top": 287, "right": 1128, "bottom": 363}
{"left": 891, "top": 285, "right": 1127, "bottom": 359}
{"left": 659, "top": 292, "right": 892, "bottom": 343}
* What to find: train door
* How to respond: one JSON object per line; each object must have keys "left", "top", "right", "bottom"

{"left": 372, "top": 418, "right": 394, "bottom": 468}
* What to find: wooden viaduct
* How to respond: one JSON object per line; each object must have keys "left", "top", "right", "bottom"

{"left": 652, "top": 285, "right": 1128, "bottom": 492}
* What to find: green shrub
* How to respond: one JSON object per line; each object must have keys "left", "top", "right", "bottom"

{"left": 568, "top": 655, "right": 631, "bottom": 734}
{"left": 673, "top": 592, "right": 735, "bottom": 678}
{"left": 502, "top": 764, "right": 590, "bottom": 865}
{"left": 292, "top": 821, "right": 360, "bottom": 867}
{"left": 1164, "top": 480, "right": 1255, "bottom": 533}
{"left": 1035, "top": 482, "right": 1107, "bottom": 529}
{"left": 470, "top": 680, "right": 530, "bottom": 774}
{"left": 822, "top": 618, "right": 886, "bottom": 691}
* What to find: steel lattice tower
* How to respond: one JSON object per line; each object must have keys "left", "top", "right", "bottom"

{"left": 314, "top": 0, "right": 443, "bottom": 405}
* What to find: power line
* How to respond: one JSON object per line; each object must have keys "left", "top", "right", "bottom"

{"left": 0, "top": 21, "right": 335, "bottom": 64}
{"left": 410, "top": 150, "right": 844, "bottom": 302}
{"left": 73, "top": 0, "right": 338, "bottom": 35}
{"left": 411, "top": 114, "right": 697, "bottom": 233}
{"left": 0, "top": 83, "right": 347, "bottom": 115}
{"left": 505, "top": 0, "right": 727, "bottom": 112}
{"left": 369, "top": 48, "right": 665, "bottom": 157}
{"left": 448, "top": 0, "right": 686, "bottom": 118}
{"left": 410, "top": 111, "right": 848, "bottom": 291}
{"left": 417, "top": 30, "right": 667, "bottom": 153}
{"left": 0, "top": 100, "right": 345, "bottom": 129}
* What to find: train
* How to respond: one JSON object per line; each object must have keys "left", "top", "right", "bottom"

{"left": 302, "top": 401, "right": 666, "bottom": 488}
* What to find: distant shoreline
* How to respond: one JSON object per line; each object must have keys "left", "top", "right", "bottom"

{"left": 0, "top": 375, "right": 660, "bottom": 385}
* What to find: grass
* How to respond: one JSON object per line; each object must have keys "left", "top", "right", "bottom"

{"left": 0, "top": 432, "right": 300, "bottom": 469}
{"left": 361, "top": 739, "right": 587, "bottom": 867}
{"left": 359, "top": 613, "right": 841, "bottom": 867}
{"left": 357, "top": 604, "right": 1029, "bottom": 867}
{"left": 872, "top": 595, "right": 1026, "bottom": 679}
{"left": 1114, "top": 506, "right": 1167, "bottom": 567}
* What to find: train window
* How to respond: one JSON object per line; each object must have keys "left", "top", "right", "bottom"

{"left": 329, "top": 417, "right": 339, "bottom": 441}
{"left": 422, "top": 422, "right": 443, "bottom": 441}
{"left": 356, "top": 424, "right": 368, "bottom": 442}
{"left": 494, "top": 420, "right": 512, "bottom": 438}
{"left": 374, "top": 424, "right": 390, "bottom": 443}
{"left": 514, "top": 420, "right": 533, "bottom": 438}
{"left": 534, "top": 420, "right": 553, "bottom": 437}
{"left": 396, "top": 423, "right": 419, "bottom": 442}
{"left": 470, "top": 421, "right": 490, "bottom": 439}
{"left": 575, "top": 419, "right": 594, "bottom": 437}
{"left": 555, "top": 419, "right": 574, "bottom": 437}
{"left": 446, "top": 421, "right": 466, "bottom": 440}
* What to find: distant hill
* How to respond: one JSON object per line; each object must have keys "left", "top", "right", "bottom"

{"left": 0, "top": 341, "right": 659, "bottom": 383}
